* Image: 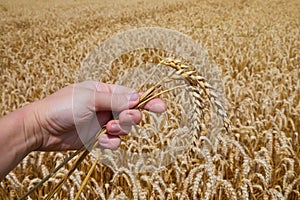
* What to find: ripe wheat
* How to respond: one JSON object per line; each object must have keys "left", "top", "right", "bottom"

{"left": 1, "top": 0, "right": 299, "bottom": 199}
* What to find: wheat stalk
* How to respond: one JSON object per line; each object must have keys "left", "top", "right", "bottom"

{"left": 74, "top": 156, "right": 98, "bottom": 200}
{"left": 19, "top": 58, "right": 231, "bottom": 199}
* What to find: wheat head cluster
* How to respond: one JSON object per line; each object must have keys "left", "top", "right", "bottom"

{"left": 0, "top": 0, "right": 299, "bottom": 199}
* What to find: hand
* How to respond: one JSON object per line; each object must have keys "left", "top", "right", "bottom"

{"left": 31, "top": 81, "right": 166, "bottom": 151}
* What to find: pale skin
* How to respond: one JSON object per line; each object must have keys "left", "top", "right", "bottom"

{"left": 0, "top": 81, "right": 166, "bottom": 180}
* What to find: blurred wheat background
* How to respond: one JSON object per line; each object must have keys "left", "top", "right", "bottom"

{"left": 0, "top": 0, "right": 299, "bottom": 199}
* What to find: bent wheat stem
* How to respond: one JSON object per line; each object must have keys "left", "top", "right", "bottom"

{"left": 20, "top": 58, "right": 231, "bottom": 199}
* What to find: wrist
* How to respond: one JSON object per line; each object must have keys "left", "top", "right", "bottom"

{"left": 21, "top": 101, "right": 44, "bottom": 152}
{"left": 0, "top": 102, "right": 43, "bottom": 179}
{"left": 4, "top": 102, "right": 44, "bottom": 154}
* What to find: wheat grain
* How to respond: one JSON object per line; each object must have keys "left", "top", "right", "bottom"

{"left": 269, "top": 188, "right": 285, "bottom": 200}
{"left": 253, "top": 159, "right": 271, "bottom": 185}
{"left": 6, "top": 173, "right": 22, "bottom": 188}
{"left": 192, "top": 171, "right": 204, "bottom": 199}
{"left": 116, "top": 167, "right": 140, "bottom": 200}
{"left": 215, "top": 178, "right": 237, "bottom": 200}
{"left": 152, "top": 181, "right": 164, "bottom": 199}
{"left": 91, "top": 179, "right": 106, "bottom": 200}
{"left": 70, "top": 186, "right": 75, "bottom": 200}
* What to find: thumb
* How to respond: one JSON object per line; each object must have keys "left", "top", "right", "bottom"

{"left": 94, "top": 87, "right": 140, "bottom": 112}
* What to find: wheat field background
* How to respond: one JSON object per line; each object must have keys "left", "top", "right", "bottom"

{"left": 0, "top": 0, "right": 299, "bottom": 199}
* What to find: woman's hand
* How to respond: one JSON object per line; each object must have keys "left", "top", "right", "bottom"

{"left": 31, "top": 81, "right": 166, "bottom": 151}
{"left": 0, "top": 80, "right": 166, "bottom": 179}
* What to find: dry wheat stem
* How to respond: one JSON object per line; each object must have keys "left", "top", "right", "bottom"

{"left": 43, "top": 76, "right": 183, "bottom": 198}
{"left": 44, "top": 147, "right": 91, "bottom": 200}
{"left": 74, "top": 156, "right": 99, "bottom": 200}
{"left": 18, "top": 147, "right": 85, "bottom": 200}
{"left": 19, "top": 58, "right": 230, "bottom": 199}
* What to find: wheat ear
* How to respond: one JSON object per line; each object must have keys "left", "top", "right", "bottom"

{"left": 160, "top": 59, "right": 231, "bottom": 134}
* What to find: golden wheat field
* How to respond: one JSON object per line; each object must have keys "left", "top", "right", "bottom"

{"left": 1, "top": 0, "right": 300, "bottom": 199}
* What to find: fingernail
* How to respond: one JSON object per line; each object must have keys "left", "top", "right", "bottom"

{"left": 128, "top": 93, "right": 139, "bottom": 101}
{"left": 150, "top": 104, "right": 166, "bottom": 113}
{"left": 110, "top": 123, "right": 120, "bottom": 132}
